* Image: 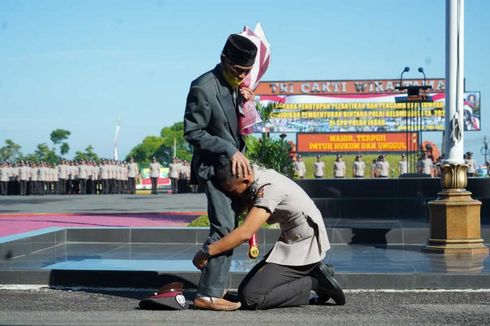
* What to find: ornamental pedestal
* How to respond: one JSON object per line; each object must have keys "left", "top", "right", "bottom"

{"left": 424, "top": 164, "right": 489, "bottom": 255}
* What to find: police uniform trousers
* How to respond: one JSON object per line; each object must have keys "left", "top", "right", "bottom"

{"left": 128, "top": 177, "right": 136, "bottom": 194}
{"left": 0, "top": 182, "right": 7, "bottom": 195}
{"left": 58, "top": 179, "right": 66, "bottom": 195}
{"left": 150, "top": 177, "right": 158, "bottom": 194}
{"left": 19, "top": 180, "right": 27, "bottom": 195}
{"left": 170, "top": 177, "right": 178, "bottom": 194}
{"left": 238, "top": 257, "right": 317, "bottom": 310}
{"left": 79, "top": 178, "right": 87, "bottom": 195}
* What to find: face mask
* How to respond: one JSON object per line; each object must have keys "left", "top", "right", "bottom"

{"left": 222, "top": 68, "right": 242, "bottom": 89}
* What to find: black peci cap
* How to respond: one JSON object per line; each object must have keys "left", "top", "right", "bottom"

{"left": 222, "top": 34, "right": 257, "bottom": 66}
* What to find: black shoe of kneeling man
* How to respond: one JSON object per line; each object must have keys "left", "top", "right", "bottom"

{"left": 311, "top": 262, "right": 346, "bottom": 306}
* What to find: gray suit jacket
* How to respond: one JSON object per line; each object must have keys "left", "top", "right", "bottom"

{"left": 184, "top": 64, "right": 245, "bottom": 182}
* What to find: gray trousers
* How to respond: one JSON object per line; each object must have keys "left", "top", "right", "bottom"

{"left": 238, "top": 258, "right": 317, "bottom": 310}
{"left": 198, "top": 177, "right": 240, "bottom": 298}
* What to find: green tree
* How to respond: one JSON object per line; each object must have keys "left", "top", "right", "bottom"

{"left": 74, "top": 145, "right": 99, "bottom": 162}
{"left": 246, "top": 135, "right": 294, "bottom": 177}
{"left": 126, "top": 136, "right": 165, "bottom": 165}
{"left": 0, "top": 139, "right": 23, "bottom": 161}
{"left": 245, "top": 102, "right": 293, "bottom": 177}
{"left": 126, "top": 122, "right": 192, "bottom": 165}
{"left": 23, "top": 143, "right": 58, "bottom": 164}
{"left": 60, "top": 143, "right": 70, "bottom": 156}
{"left": 50, "top": 129, "right": 71, "bottom": 156}
{"left": 256, "top": 101, "right": 281, "bottom": 125}
{"left": 160, "top": 122, "right": 192, "bottom": 161}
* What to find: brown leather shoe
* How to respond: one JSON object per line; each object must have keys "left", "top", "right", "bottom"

{"left": 193, "top": 297, "right": 241, "bottom": 311}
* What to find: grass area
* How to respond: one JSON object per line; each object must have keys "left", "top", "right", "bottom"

{"left": 300, "top": 154, "right": 405, "bottom": 179}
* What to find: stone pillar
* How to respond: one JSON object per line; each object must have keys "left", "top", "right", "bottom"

{"left": 424, "top": 164, "right": 488, "bottom": 254}
{"left": 424, "top": 0, "right": 488, "bottom": 256}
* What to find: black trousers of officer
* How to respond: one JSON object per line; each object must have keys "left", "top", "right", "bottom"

{"left": 38, "top": 181, "right": 45, "bottom": 195}
{"left": 0, "top": 181, "right": 7, "bottom": 195}
{"left": 150, "top": 177, "right": 158, "bottom": 194}
{"left": 79, "top": 178, "right": 87, "bottom": 195}
{"left": 128, "top": 177, "right": 136, "bottom": 194}
{"left": 58, "top": 179, "right": 66, "bottom": 195}
{"left": 19, "top": 180, "right": 27, "bottom": 195}
{"left": 238, "top": 258, "right": 318, "bottom": 310}
{"left": 102, "top": 179, "right": 110, "bottom": 194}
{"left": 28, "top": 181, "right": 36, "bottom": 195}
{"left": 170, "top": 178, "right": 178, "bottom": 194}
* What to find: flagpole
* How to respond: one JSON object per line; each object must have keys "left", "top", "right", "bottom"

{"left": 173, "top": 138, "right": 176, "bottom": 158}
{"left": 114, "top": 119, "right": 120, "bottom": 161}
{"left": 424, "top": 0, "right": 489, "bottom": 256}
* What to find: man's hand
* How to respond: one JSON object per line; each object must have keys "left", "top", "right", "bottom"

{"left": 192, "top": 250, "right": 210, "bottom": 270}
{"left": 239, "top": 87, "right": 254, "bottom": 102}
{"left": 231, "top": 151, "right": 251, "bottom": 178}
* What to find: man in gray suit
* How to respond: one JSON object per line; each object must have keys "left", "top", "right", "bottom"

{"left": 193, "top": 160, "right": 345, "bottom": 310}
{"left": 184, "top": 33, "right": 257, "bottom": 311}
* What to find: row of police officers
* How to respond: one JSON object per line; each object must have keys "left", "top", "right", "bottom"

{"left": 0, "top": 158, "right": 140, "bottom": 196}
{"left": 293, "top": 152, "right": 480, "bottom": 179}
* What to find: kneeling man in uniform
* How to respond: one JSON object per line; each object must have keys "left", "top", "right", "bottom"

{"left": 193, "top": 159, "right": 345, "bottom": 310}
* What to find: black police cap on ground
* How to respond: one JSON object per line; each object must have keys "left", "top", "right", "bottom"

{"left": 222, "top": 34, "right": 257, "bottom": 67}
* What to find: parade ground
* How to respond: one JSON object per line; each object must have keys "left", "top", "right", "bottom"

{"left": 1, "top": 193, "right": 489, "bottom": 325}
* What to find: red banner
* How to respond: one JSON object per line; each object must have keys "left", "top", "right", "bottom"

{"left": 256, "top": 78, "right": 446, "bottom": 95}
{"left": 297, "top": 132, "right": 419, "bottom": 153}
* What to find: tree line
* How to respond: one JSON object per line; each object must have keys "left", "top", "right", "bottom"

{"left": 1, "top": 103, "right": 292, "bottom": 173}
{"left": 0, "top": 129, "right": 99, "bottom": 163}
{"left": 0, "top": 122, "right": 193, "bottom": 166}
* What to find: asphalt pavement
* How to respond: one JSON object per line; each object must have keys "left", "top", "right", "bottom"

{"left": 0, "top": 287, "right": 489, "bottom": 325}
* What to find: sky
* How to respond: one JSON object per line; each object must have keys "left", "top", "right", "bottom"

{"left": 1, "top": 0, "right": 489, "bottom": 164}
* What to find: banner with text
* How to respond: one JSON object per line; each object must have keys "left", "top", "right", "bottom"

{"left": 297, "top": 132, "right": 419, "bottom": 153}
{"left": 254, "top": 90, "right": 480, "bottom": 133}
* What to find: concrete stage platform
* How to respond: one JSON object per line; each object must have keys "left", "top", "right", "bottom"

{"left": 1, "top": 181, "right": 489, "bottom": 291}
{"left": 1, "top": 226, "right": 489, "bottom": 290}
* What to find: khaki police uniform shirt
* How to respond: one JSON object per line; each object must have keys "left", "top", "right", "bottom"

{"left": 29, "top": 167, "right": 38, "bottom": 181}
{"left": 128, "top": 163, "right": 139, "bottom": 178}
{"left": 19, "top": 166, "right": 30, "bottom": 181}
{"left": 333, "top": 161, "right": 346, "bottom": 178}
{"left": 376, "top": 161, "right": 389, "bottom": 177}
{"left": 294, "top": 160, "right": 306, "bottom": 178}
{"left": 78, "top": 164, "right": 88, "bottom": 179}
{"left": 149, "top": 162, "right": 161, "bottom": 178}
{"left": 465, "top": 158, "right": 476, "bottom": 174}
{"left": 398, "top": 160, "right": 408, "bottom": 175}
{"left": 313, "top": 161, "right": 325, "bottom": 177}
{"left": 38, "top": 166, "right": 47, "bottom": 181}
{"left": 0, "top": 167, "right": 8, "bottom": 182}
{"left": 251, "top": 165, "right": 330, "bottom": 266}
{"left": 101, "top": 164, "right": 109, "bottom": 179}
{"left": 58, "top": 164, "right": 67, "bottom": 179}
{"left": 418, "top": 158, "right": 433, "bottom": 175}
{"left": 168, "top": 163, "right": 180, "bottom": 179}
{"left": 353, "top": 160, "right": 365, "bottom": 177}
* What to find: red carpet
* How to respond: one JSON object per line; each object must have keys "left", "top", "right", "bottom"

{"left": 0, "top": 211, "right": 206, "bottom": 237}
